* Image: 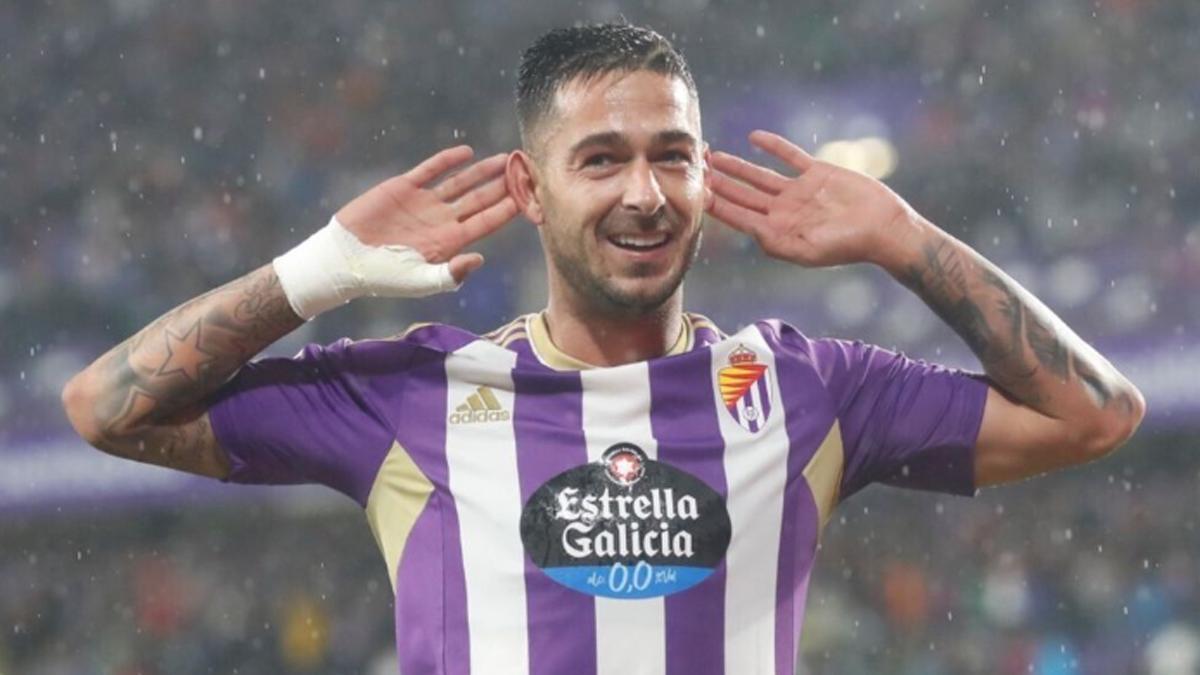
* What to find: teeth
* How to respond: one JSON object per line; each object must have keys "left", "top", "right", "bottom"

{"left": 611, "top": 233, "right": 669, "bottom": 248}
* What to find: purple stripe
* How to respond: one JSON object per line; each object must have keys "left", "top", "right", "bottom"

{"left": 507, "top": 335, "right": 538, "bottom": 365}
{"left": 756, "top": 371, "right": 772, "bottom": 425}
{"left": 758, "top": 321, "right": 833, "bottom": 675}
{"left": 692, "top": 325, "right": 723, "bottom": 347}
{"left": 386, "top": 349, "right": 471, "bottom": 675}
{"left": 649, "top": 351, "right": 728, "bottom": 675}
{"left": 403, "top": 323, "right": 482, "bottom": 354}
{"left": 785, "top": 488, "right": 819, "bottom": 673}
{"left": 686, "top": 314, "right": 725, "bottom": 348}
{"left": 395, "top": 500, "right": 444, "bottom": 674}
{"left": 512, "top": 353, "right": 598, "bottom": 675}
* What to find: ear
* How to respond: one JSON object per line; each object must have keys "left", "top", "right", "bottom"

{"left": 506, "top": 150, "right": 545, "bottom": 225}
{"left": 702, "top": 143, "right": 714, "bottom": 211}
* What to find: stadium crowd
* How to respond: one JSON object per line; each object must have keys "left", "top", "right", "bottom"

{"left": 3, "top": 0, "right": 1197, "bottom": 434}
{"left": 2, "top": 0, "right": 1197, "bottom": 672}
{"left": 2, "top": 438, "right": 1196, "bottom": 674}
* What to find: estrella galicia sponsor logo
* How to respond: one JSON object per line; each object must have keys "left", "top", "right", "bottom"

{"left": 520, "top": 443, "right": 731, "bottom": 599}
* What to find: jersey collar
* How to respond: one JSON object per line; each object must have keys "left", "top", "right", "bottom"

{"left": 526, "top": 311, "right": 694, "bottom": 371}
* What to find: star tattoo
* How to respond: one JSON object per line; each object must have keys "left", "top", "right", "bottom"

{"left": 155, "top": 319, "right": 218, "bottom": 382}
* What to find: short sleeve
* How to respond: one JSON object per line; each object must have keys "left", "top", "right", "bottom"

{"left": 206, "top": 338, "right": 398, "bottom": 505}
{"left": 809, "top": 338, "right": 990, "bottom": 501}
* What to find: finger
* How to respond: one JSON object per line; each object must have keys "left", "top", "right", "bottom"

{"left": 711, "top": 172, "right": 769, "bottom": 214}
{"left": 448, "top": 252, "right": 485, "bottom": 284}
{"left": 711, "top": 151, "right": 788, "bottom": 195}
{"left": 708, "top": 194, "right": 768, "bottom": 239}
{"left": 434, "top": 153, "right": 508, "bottom": 202}
{"left": 404, "top": 145, "right": 474, "bottom": 187}
{"left": 748, "top": 130, "right": 815, "bottom": 173}
{"left": 453, "top": 175, "right": 509, "bottom": 221}
{"left": 459, "top": 195, "right": 519, "bottom": 245}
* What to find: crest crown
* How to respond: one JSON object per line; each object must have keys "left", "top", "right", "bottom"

{"left": 729, "top": 344, "right": 757, "bottom": 365}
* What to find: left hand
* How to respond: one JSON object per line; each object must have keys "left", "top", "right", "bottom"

{"left": 708, "top": 130, "right": 920, "bottom": 268}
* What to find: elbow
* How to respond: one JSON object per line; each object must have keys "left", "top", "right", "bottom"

{"left": 61, "top": 374, "right": 104, "bottom": 448}
{"left": 1081, "top": 384, "right": 1147, "bottom": 460}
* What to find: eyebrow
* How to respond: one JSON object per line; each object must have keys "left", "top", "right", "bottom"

{"left": 568, "top": 129, "right": 699, "bottom": 157}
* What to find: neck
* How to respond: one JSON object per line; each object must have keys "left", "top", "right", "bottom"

{"left": 543, "top": 293, "right": 685, "bottom": 367}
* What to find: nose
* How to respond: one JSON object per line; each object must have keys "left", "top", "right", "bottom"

{"left": 621, "top": 159, "right": 666, "bottom": 217}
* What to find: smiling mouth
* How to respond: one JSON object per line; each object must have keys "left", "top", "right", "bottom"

{"left": 606, "top": 232, "right": 672, "bottom": 252}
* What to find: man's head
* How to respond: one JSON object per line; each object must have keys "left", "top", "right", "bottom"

{"left": 507, "top": 24, "right": 711, "bottom": 317}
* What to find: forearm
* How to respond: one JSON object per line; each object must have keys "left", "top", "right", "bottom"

{"left": 63, "top": 263, "right": 303, "bottom": 448}
{"left": 882, "top": 216, "right": 1142, "bottom": 429}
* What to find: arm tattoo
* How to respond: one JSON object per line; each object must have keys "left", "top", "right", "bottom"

{"left": 94, "top": 412, "right": 217, "bottom": 475}
{"left": 899, "top": 237, "right": 1131, "bottom": 418}
{"left": 1027, "top": 313, "right": 1071, "bottom": 381}
{"left": 900, "top": 241, "right": 1038, "bottom": 399}
{"left": 82, "top": 264, "right": 303, "bottom": 475}
{"left": 1073, "top": 358, "right": 1113, "bottom": 408}
{"left": 904, "top": 242, "right": 995, "bottom": 360}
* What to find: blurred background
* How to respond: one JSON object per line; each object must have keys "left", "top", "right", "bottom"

{"left": 2, "top": 0, "right": 1197, "bottom": 673}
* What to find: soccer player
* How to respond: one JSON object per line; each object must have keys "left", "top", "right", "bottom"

{"left": 63, "top": 23, "right": 1144, "bottom": 675}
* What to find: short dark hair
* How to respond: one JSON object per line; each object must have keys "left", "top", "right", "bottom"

{"left": 515, "top": 23, "right": 698, "bottom": 150}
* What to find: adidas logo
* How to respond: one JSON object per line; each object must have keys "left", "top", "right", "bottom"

{"left": 448, "top": 386, "right": 511, "bottom": 424}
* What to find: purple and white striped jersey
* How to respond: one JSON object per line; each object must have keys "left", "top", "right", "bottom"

{"left": 208, "top": 312, "right": 989, "bottom": 675}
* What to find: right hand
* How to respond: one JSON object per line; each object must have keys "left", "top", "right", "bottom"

{"left": 336, "top": 145, "right": 518, "bottom": 283}
{"left": 274, "top": 146, "right": 520, "bottom": 319}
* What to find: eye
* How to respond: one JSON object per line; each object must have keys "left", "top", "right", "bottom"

{"left": 660, "top": 150, "right": 692, "bottom": 164}
{"left": 582, "top": 153, "right": 615, "bottom": 168}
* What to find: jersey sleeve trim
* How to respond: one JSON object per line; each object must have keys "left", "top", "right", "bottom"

{"left": 365, "top": 440, "right": 435, "bottom": 590}
{"left": 802, "top": 419, "right": 845, "bottom": 533}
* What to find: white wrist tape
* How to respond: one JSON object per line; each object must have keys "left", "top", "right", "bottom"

{"left": 272, "top": 216, "right": 460, "bottom": 320}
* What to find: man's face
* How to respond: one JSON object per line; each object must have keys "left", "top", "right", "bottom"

{"left": 529, "top": 70, "right": 709, "bottom": 315}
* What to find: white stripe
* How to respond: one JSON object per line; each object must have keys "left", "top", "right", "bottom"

{"left": 580, "top": 365, "right": 667, "bottom": 675}
{"left": 444, "top": 341, "right": 529, "bottom": 674}
{"left": 715, "top": 329, "right": 790, "bottom": 673}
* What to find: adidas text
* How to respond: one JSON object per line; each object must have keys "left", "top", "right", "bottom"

{"left": 448, "top": 409, "right": 511, "bottom": 424}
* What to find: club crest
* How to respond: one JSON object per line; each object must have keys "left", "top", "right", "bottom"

{"left": 717, "top": 344, "right": 773, "bottom": 433}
